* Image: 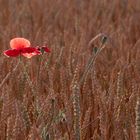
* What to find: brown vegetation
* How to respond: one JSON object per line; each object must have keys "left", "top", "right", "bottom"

{"left": 0, "top": 0, "right": 140, "bottom": 139}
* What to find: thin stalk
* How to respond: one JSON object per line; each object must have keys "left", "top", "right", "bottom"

{"left": 37, "top": 55, "right": 43, "bottom": 82}
{"left": 0, "top": 58, "right": 21, "bottom": 89}
{"left": 79, "top": 43, "right": 106, "bottom": 86}
{"left": 72, "top": 34, "right": 107, "bottom": 140}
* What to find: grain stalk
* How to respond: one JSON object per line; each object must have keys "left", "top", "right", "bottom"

{"left": 79, "top": 34, "right": 107, "bottom": 86}
{"left": 116, "top": 70, "right": 124, "bottom": 99}
{"left": 136, "top": 98, "right": 140, "bottom": 140}
{"left": 72, "top": 33, "right": 107, "bottom": 140}
{"left": 6, "top": 116, "right": 12, "bottom": 140}
{"left": 0, "top": 58, "right": 20, "bottom": 89}
{"left": 72, "top": 82, "right": 81, "bottom": 140}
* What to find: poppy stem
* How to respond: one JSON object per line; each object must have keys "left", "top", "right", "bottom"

{"left": 0, "top": 58, "right": 21, "bottom": 89}
{"left": 37, "top": 55, "right": 43, "bottom": 83}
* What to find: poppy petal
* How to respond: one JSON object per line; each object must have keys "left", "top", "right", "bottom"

{"left": 22, "top": 52, "right": 40, "bottom": 58}
{"left": 21, "top": 47, "right": 41, "bottom": 58}
{"left": 4, "top": 49, "right": 20, "bottom": 57}
{"left": 42, "top": 46, "right": 51, "bottom": 53}
{"left": 10, "top": 38, "right": 30, "bottom": 49}
{"left": 21, "top": 47, "right": 41, "bottom": 54}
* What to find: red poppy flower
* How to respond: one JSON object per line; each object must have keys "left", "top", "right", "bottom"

{"left": 4, "top": 38, "right": 41, "bottom": 58}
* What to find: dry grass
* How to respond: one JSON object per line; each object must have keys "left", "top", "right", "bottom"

{"left": 0, "top": 0, "right": 140, "bottom": 139}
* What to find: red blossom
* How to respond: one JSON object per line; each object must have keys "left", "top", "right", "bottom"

{"left": 4, "top": 38, "right": 41, "bottom": 58}
{"left": 4, "top": 37, "right": 51, "bottom": 58}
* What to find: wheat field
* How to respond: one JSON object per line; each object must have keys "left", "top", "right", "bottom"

{"left": 0, "top": 0, "right": 140, "bottom": 140}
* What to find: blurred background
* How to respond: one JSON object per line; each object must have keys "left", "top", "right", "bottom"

{"left": 0, "top": 0, "right": 140, "bottom": 139}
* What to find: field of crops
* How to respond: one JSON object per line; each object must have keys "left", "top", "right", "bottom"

{"left": 0, "top": 0, "right": 140, "bottom": 139}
